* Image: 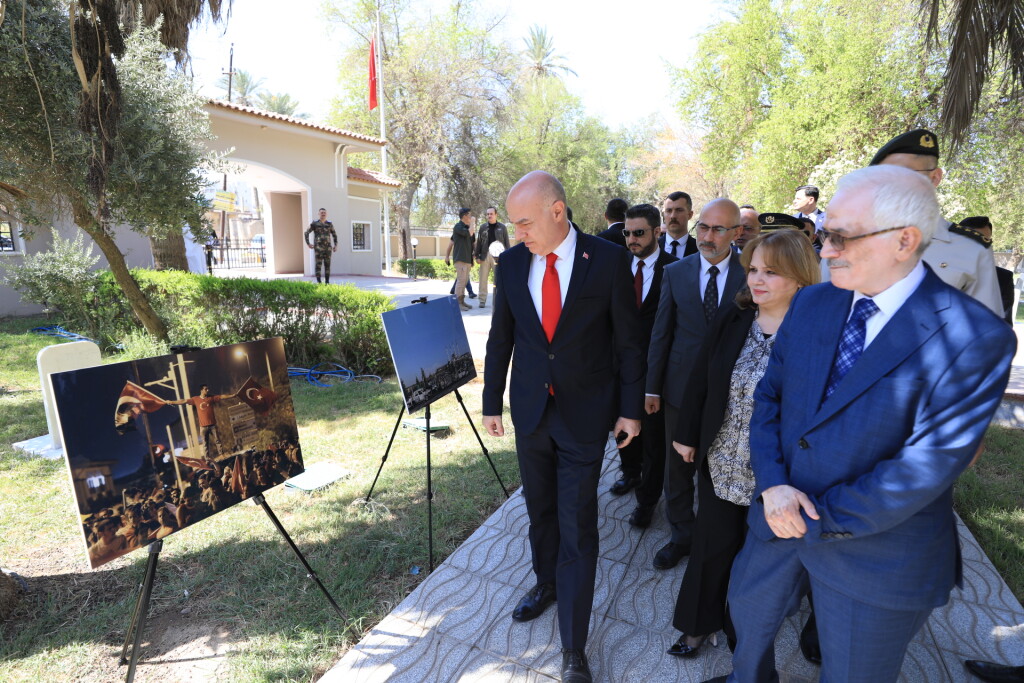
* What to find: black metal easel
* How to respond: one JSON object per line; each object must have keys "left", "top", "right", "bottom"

{"left": 118, "top": 496, "right": 343, "bottom": 682}
{"left": 365, "top": 387, "right": 510, "bottom": 573}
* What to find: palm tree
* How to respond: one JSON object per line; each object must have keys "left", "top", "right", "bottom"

{"left": 923, "top": 0, "right": 1024, "bottom": 148}
{"left": 521, "top": 25, "right": 577, "bottom": 81}
{"left": 218, "top": 69, "right": 265, "bottom": 106}
{"left": 254, "top": 92, "right": 304, "bottom": 117}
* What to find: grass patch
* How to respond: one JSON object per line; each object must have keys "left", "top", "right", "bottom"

{"left": 954, "top": 425, "right": 1024, "bottom": 601}
{"left": 0, "top": 315, "right": 520, "bottom": 681}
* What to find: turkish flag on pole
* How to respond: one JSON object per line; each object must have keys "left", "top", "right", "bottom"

{"left": 368, "top": 37, "right": 379, "bottom": 110}
{"left": 114, "top": 381, "right": 166, "bottom": 434}
{"left": 235, "top": 377, "right": 277, "bottom": 413}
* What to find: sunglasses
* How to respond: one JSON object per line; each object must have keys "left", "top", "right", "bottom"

{"left": 820, "top": 226, "right": 907, "bottom": 251}
{"left": 622, "top": 228, "right": 652, "bottom": 237}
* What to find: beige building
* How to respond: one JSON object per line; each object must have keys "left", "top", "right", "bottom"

{"left": 205, "top": 100, "right": 399, "bottom": 278}
{"left": 0, "top": 102, "right": 399, "bottom": 316}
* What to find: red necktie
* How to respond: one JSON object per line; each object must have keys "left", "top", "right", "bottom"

{"left": 634, "top": 259, "right": 645, "bottom": 308}
{"left": 542, "top": 253, "right": 561, "bottom": 342}
{"left": 542, "top": 253, "right": 561, "bottom": 396}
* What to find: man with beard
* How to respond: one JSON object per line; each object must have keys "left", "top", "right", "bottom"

{"left": 646, "top": 199, "right": 746, "bottom": 569}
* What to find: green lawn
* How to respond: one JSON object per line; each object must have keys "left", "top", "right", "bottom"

{"left": 0, "top": 316, "right": 520, "bottom": 682}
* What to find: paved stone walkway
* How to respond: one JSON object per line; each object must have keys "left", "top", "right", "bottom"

{"left": 323, "top": 438, "right": 1024, "bottom": 683}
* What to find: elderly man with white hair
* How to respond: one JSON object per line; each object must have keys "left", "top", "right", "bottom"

{"left": 705, "top": 165, "right": 1016, "bottom": 683}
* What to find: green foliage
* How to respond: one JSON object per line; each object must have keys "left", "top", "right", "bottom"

{"left": 3, "top": 253, "right": 394, "bottom": 372}
{"left": 394, "top": 258, "right": 490, "bottom": 283}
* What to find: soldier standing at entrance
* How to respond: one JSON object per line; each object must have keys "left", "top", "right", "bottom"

{"left": 305, "top": 208, "right": 338, "bottom": 284}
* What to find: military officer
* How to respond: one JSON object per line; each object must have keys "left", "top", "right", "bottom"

{"left": 305, "top": 208, "right": 338, "bottom": 284}
{"left": 820, "top": 129, "right": 1001, "bottom": 316}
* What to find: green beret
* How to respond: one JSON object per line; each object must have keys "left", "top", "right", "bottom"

{"left": 759, "top": 213, "right": 804, "bottom": 230}
{"left": 870, "top": 129, "right": 939, "bottom": 166}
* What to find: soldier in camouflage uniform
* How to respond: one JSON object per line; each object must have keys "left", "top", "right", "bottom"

{"left": 305, "top": 208, "right": 338, "bottom": 283}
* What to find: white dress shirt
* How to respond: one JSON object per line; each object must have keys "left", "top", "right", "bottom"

{"left": 632, "top": 246, "right": 660, "bottom": 303}
{"left": 851, "top": 260, "right": 926, "bottom": 348}
{"left": 698, "top": 254, "right": 732, "bottom": 304}
{"left": 529, "top": 226, "right": 577, "bottom": 320}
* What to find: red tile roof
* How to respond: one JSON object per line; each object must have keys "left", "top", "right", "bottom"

{"left": 347, "top": 166, "right": 401, "bottom": 188}
{"left": 206, "top": 99, "right": 387, "bottom": 146}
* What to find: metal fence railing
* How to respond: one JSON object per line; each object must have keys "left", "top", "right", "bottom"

{"left": 206, "top": 240, "right": 266, "bottom": 272}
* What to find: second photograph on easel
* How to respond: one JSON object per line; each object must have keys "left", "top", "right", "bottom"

{"left": 382, "top": 296, "right": 476, "bottom": 414}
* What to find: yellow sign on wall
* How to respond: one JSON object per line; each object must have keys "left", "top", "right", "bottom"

{"left": 212, "top": 191, "right": 237, "bottom": 212}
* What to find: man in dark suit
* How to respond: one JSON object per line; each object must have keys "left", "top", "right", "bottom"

{"left": 658, "top": 191, "right": 699, "bottom": 259}
{"left": 483, "top": 171, "right": 644, "bottom": 683}
{"left": 596, "top": 197, "right": 629, "bottom": 248}
{"left": 610, "top": 204, "right": 679, "bottom": 528}
{"left": 712, "top": 165, "right": 1015, "bottom": 683}
{"left": 645, "top": 199, "right": 746, "bottom": 569}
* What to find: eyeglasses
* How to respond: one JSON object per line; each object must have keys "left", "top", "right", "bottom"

{"left": 820, "top": 226, "right": 908, "bottom": 251}
{"left": 622, "top": 228, "right": 651, "bottom": 237}
{"left": 695, "top": 223, "right": 740, "bottom": 235}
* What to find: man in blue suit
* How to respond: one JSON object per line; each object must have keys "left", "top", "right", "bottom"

{"left": 710, "top": 165, "right": 1016, "bottom": 683}
{"left": 483, "top": 171, "right": 644, "bottom": 683}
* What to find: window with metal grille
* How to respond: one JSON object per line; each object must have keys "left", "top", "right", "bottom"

{"left": 0, "top": 219, "right": 16, "bottom": 252}
{"left": 352, "top": 221, "right": 370, "bottom": 251}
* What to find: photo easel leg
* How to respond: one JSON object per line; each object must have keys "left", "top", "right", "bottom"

{"left": 365, "top": 404, "right": 405, "bottom": 502}
{"left": 119, "top": 539, "right": 162, "bottom": 683}
{"left": 453, "top": 388, "right": 510, "bottom": 499}
{"left": 425, "top": 404, "right": 435, "bottom": 572}
{"left": 252, "top": 494, "right": 344, "bottom": 618}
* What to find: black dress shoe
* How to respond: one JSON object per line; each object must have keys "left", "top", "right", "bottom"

{"left": 799, "top": 611, "right": 821, "bottom": 665}
{"left": 965, "top": 659, "right": 1024, "bottom": 683}
{"left": 609, "top": 475, "right": 642, "bottom": 495}
{"left": 667, "top": 633, "right": 708, "bottom": 658}
{"left": 653, "top": 541, "right": 690, "bottom": 569}
{"left": 561, "top": 648, "right": 592, "bottom": 683}
{"left": 511, "top": 582, "right": 556, "bottom": 622}
{"left": 628, "top": 505, "right": 655, "bottom": 528}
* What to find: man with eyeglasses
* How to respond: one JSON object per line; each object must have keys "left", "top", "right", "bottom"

{"left": 735, "top": 205, "right": 760, "bottom": 250}
{"left": 612, "top": 204, "right": 679, "bottom": 525}
{"left": 819, "top": 129, "right": 1001, "bottom": 317}
{"left": 646, "top": 199, "right": 746, "bottom": 570}
{"left": 712, "top": 164, "right": 1016, "bottom": 683}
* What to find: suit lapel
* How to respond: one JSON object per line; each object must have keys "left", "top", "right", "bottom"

{"left": 642, "top": 250, "right": 673, "bottom": 315}
{"left": 555, "top": 235, "right": 593, "bottom": 339}
{"left": 509, "top": 245, "right": 548, "bottom": 341}
{"left": 722, "top": 251, "right": 745, "bottom": 304}
{"left": 809, "top": 273, "right": 948, "bottom": 430}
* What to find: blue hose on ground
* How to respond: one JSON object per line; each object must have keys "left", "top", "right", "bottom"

{"left": 288, "top": 362, "right": 383, "bottom": 387}
{"left": 31, "top": 325, "right": 103, "bottom": 345}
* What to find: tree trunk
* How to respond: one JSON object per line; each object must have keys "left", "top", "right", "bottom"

{"left": 395, "top": 177, "right": 420, "bottom": 260}
{"left": 150, "top": 230, "right": 189, "bottom": 270}
{"left": 72, "top": 202, "right": 169, "bottom": 341}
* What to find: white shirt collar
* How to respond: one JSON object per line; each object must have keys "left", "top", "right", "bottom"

{"left": 633, "top": 245, "right": 660, "bottom": 268}
{"left": 699, "top": 252, "right": 730, "bottom": 275}
{"left": 540, "top": 224, "right": 576, "bottom": 264}
{"left": 852, "top": 259, "right": 926, "bottom": 317}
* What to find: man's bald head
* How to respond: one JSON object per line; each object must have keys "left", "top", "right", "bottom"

{"left": 506, "top": 171, "right": 570, "bottom": 255}
{"left": 694, "top": 198, "right": 741, "bottom": 264}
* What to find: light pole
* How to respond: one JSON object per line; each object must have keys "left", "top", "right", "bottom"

{"left": 235, "top": 349, "right": 252, "bottom": 376}
{"left": 410, "top": 237, "right": 419, "bottom": 280}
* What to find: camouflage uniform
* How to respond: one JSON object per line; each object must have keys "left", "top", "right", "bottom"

{"left": 305, "top": 220, "right": 338, "bottom": 283}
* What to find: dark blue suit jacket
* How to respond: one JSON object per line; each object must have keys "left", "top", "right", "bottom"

{"left": 749, "top": 265, "right": 1016, "bottom": 610}
{"left": 483, "top": 232, "right": 645, "bottom": 443}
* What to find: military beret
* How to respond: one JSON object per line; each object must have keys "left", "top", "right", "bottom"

{"left": 758, "top": 213, "right": 803, "bottom": 230}
{"left": 870, "top": 129, "right": 940, "bottom": 166}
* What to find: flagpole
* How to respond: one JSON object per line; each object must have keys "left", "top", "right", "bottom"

{"left": 166, "top": 425, "right": 184, "bottom": 492}
{"left": 265, "top": 352, "right": 274, "bottom": 393}
{"left": 376, "top": 7, "right": 392, "bottom": 275}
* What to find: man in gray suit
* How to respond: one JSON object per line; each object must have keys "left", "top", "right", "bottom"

{"left": 645, "top": 198, "right": 746, "bottom": 569}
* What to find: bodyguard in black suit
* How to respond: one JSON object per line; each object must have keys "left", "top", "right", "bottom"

{"left": 609, "top": 204, "right": 679, "bottom": 529}
{"left": 659, "top": 191, "right": 699, "bottom": 259}
{"left": 595, "top": 197, "right": 629, "bottom": 248}
{"left": 645, "top": 199, "right": 746, "bottom": 570}
{"left": 483, "top": 172, "right": 644, "bottom": 683}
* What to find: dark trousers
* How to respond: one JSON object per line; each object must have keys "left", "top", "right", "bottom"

{"left": 727, "top": 532, "right": 931, "bottom": 683}
{"left": 515, "top": 397, "right": 605, "bottom": 650}
{"left": 314, "top": 250, "right": 332, "bottom": 282}
{"left": 673, "top": 459, "right": 748, "bottom": 637}
{"left": 201, "top": 424, "right": 221, "bottom": 461}
{"left": 619, "top": 404, "right": 666, "bottom": 508}
{"left": 663, "top": 401, "right": 696, "bottom": 544}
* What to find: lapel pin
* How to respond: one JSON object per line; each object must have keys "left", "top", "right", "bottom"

{"left": 582, "top": 252, "right": 589, "bottom": 260}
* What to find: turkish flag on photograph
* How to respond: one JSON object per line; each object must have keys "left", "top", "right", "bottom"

{"left": 235, "top": 377, "right": 277, "bottom": 414}
{"left": 369, "top": 37, "right": 379, "bottom": 110}
{"left": 114, "top": 381, "right": 167, "bottom": 434}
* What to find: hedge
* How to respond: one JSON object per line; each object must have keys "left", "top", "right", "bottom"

{"left": 71, "top": 270, "right": 393, "bottom": 375}
{"left": 396, "top": 259, "right": 492, "bottom": 283}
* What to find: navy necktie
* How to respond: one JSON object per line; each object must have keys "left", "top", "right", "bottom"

{"left": 669, "top": 240, "right": 679, "bottom": 257}
{"left": 703, "top": 265, "right": 719, "bottom": 323}
{"left": 824, "top": 298, "right": 880, "bottom": 399}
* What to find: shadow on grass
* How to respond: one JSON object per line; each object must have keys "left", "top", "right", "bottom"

{"left": 0, "top": 451, "right": 519, "bottom": 681}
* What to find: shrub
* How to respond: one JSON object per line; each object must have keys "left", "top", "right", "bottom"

{"left": 396, "top": 259, "right": 491, "bottom": 283}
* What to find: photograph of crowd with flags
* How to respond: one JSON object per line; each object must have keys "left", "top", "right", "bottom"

{"left": 51, "top": 338, "right": 304, "bottom": 569}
